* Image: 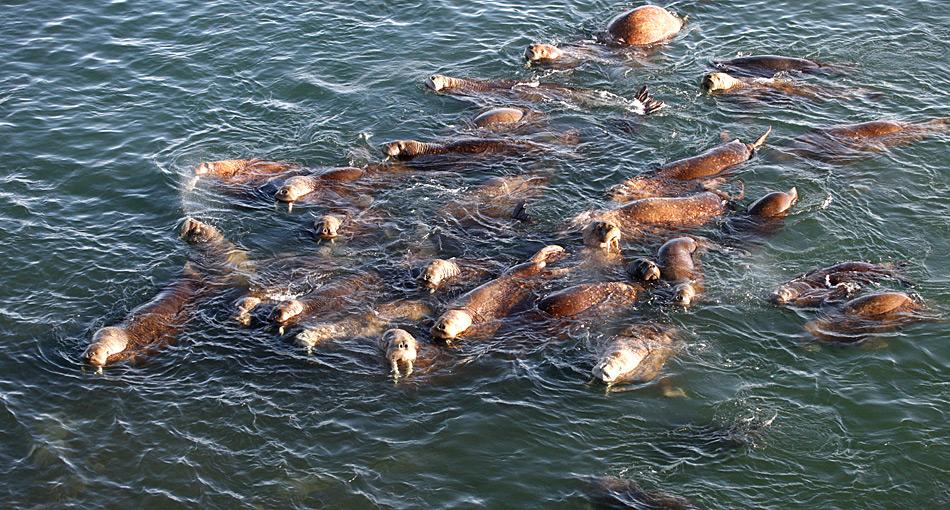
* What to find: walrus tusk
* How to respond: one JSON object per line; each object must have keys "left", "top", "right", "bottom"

{"left": 405, "top": 361, "right": 413, "bottom": 377}
{"left": 278, "top": 326, "right": 285, "bottom": 336}
{"left": 95, "top": 366, "right": 103, "bottom": 375}
{"left": 306, "top": 345, "right": 313, "bottom": 356}
{"left": 185, "top": 175, "right": 200, "bottom": 191}
{"left": 287, "top": 202, "right": 293, "bottom": 213}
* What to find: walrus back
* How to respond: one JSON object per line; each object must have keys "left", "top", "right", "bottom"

{"left": 656, "top": 140, "right": 750, "bottom": 181}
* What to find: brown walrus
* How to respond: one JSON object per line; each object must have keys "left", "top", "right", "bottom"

{"left": 581, "top": 220, "right": 623, "bottom": 255}
{"left": 746, "top": 187, "right": 798, "bottom": 218}
{"left": 381, "top": 138, "right": 548, "bottom": 162}
{"left": 472, "top": 107, "right": 529, "bottom": 129}
{"left": 590, "top": 475, "right": 702, "bottom": 510}
{"left": 430, "top": 245, "right": 567, "bottom": 342}
{"left": 712, "top": 55, "right": 822, "bottom": 77}
{"left": 293, "top": 299, "right": 432, "bottom": 352}
{"left": 83, "top": 263, "right": 201, "bottom": 368}
{"left": 804, "top": 292, "right": 925, "bottom": 342}
{"left": 591, "top": 324, "right": 677, "bottom": 385}
{"left": 580, "top": 191, "right": 733, "bottom": 239}
{"left": 426, "top": 74, "right": 665, "bottom": 114}
{"left": 627, "top": 237, "right": 704, "bottom": 306}
{"left": 381, "top": 328, "right": 418, "bottom": 376}
{"left": 789, "top": 118, "right": 948, "bottom": 161}
{"left": 441, "top": 174, "right": 548, "bottom": 223}
{"left": 273, "top": 166, "right": 366, "bottom": 204}
{"left": 771, "top": 261, "right": 905, "bottom": 307}
{"left": 609, "top": 127, "right": 771, "bottom": 202}
{"left": 538, "top": 282, "right": 643, "bottom": 318}
{"left": 523, "top": 42, "right": 615, "bottom": 68}
{"left": 193, "top": 159, "right": 298, "bottom": 185}
{"left": 606, "top": 5, "right": 684, "bottom": 46}
{"left": 418, "top": 258, "right": 496, "bottom": 294}
{"left": 702, "top": 72, "right": 822, "bottom": 99}
{"left": 179, "top": 217, "right": 252, "bottom": 274}
{"left": 271, "top": 272, "right": 381, "bottom": 334}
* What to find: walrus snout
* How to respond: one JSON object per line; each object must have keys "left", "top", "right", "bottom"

{"left": 582, "top": 221, "right": 621, "bottom": 254}
{"left": 275, "top": 176, "right": 315, "bottom": 203}
{"left": 84, "top": 326, "right": 130, "bottom": 367}
{"left": 672, "top": 282, "right": 697, "bottom": 307}
{"left": 770, "top": 287, "right": 795, "bottom": 306}
{"left": 431, "top": 309, "right": 472, "bottom": 341}
{"left": 525, "top": 43, "right": 563, "bottom": 62}
{"left": 180, "top": 217, "right": 222, "bottom": 244}
{"left": 627, "top": 258, "right": 661, "bottom": 282}
{"left": 702, "top": 72, "right": 738, "bottom": 93}
{"left": 426, "top": 74, "right": 448, "bottom": 91}
{"left": 592, "top": 352, "right": 623, "bottom": 384}
{"left": 316, "top": 215, "right": 342, "bottom": 240}
{"left": 194, "top": 162, "right": 212, "bottom": 176}
{"left": 273, "top": 300, "right": 305, "bottom": 324}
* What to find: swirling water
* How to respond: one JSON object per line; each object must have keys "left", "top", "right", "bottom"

{"left": 1, "top": 0, "right": 948, "bottom": 507}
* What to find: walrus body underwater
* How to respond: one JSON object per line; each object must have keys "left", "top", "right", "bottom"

{"left": 193, "top": 159, "right": 299, "bottom": 185}
{"left": 589, "top": 475, "right": 702, "bottom": 510}
{"left": 270, "top": 272, "right": 383, "bottom": 334}
{"left": 712, "top": 55, "right": 824, "bottom": 77}
{"left": 83, "top": 263, "right": 202, "bottom": 369}
{"left": 803, "top": 292, "right": 926, "bottom": 342}
{"left": 440, "top": 174, "right": 549, "bottom": 225}
{"left": 702, "top": 72, "right": 824, "bottom": 99}
{"left": 381, "top": 138, "right": 555, "bottom": 167}
{"left": 788, "top": 118, "right": 948, "bottom": 162}
{"left": 430, "top": 245, "right": 567, "bottom": 342}
{"left": 426, "top": 74, "right": 665, "bottom": 114}
{"left": 294, "top": 299, "right": 432, "bottom": 352}
{"left": 771, "top": 261, "right": 906, "bottom": 308}
{"left": 273, "top": 166, "right": 369, "bottom": 209}
{"left": 591, "top": 324, "right": 678, "bottom": 385}
{"left": 609, "top": 128, "right": 771, "bottom": 202}
{"left": 627, "top": 237, "right": 705, "bottom": 306}
{"left": 538, "top": 281, "right": 643, "bottom": 318}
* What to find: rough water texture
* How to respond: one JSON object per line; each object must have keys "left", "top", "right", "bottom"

{"left": 1, "top": 0, "right": 948, "bottom": 508}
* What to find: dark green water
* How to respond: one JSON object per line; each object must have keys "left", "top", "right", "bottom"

{"left": 1, "top": 0, "right": 948, "bottom": 508}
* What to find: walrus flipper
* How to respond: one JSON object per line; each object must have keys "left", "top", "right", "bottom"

{"left": 634, "top": 85, "right": 665, "bottom": 115}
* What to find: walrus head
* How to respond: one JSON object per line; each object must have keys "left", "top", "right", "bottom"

{"left": 431, "top": 309, "right": 473, "bottom": 341}
{"left": 702, "top": 72, "right": 742, "bottom": 93}
{"left": 382, "top": 329, "right": 418, "bottom": 373}
{"left": 419, "top": 259, "right": 461, "bottom": 293}
{"left": 592, "top": 346, "right": 646, "bottom": 385}
{"left": 381, "top": 140, "right": 428, "bottom": 160}
{"left": 180, "top": 217, "right": 224, "bottom": 245}
{"left": 316, "top": 214, "right": 343, "bottom": 241}
{"left": 672, "top": 281, "right": 698, "bottom": 307}
{"left": 626, "top": 258, "right": 661, "bottom": 282}
{"left": 770, "top": 285, "right": 800, "bottom": 306}
{"left": 232, "top": 296, "right": 262, "bottom": 326}
{"left": 84, "top": 327, "right": 130, "bottom": 367}
{"left": 582, "top": 221, "right": 622, "bottom": 254}
{"left": 525, "top": 43, "right": 564, "bottom": 63}
{"left": 273, "top": 299, "right": 305, "bottom": 324}
{"left": 295, "top": 323, "right": 343, "bottom": 350}
{"left": 274, "top": 175, "right": 316, "bottom": 203}
{"left": 425, "top": 74, "right": 462, "bottom": 92}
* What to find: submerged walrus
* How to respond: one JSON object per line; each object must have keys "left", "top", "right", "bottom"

{"left": 83, "top": 263, "right": 201, "bottom": 368}
{"left": 294, "top": 299, "right": 432, "bottom": 352}
{"left": 193, "top": 159, "right": 298, "bottom": 185}
{"left": 381, "top": 138, "right": 549, "bottom": 163}
{"left": 789, "top": 118, "right": 948, "bottom": 162}
{"left": 273, "top": 166, "right": 367, "bottom": 204}
{"left": 702, "top": 72, "right": 822, "bottom": 99}
{"left": 609, "top": 127, "right": 771, "bottom": 202}
{"left": 606, "top": 5, "right": 684, "bottom": 46}
{"left": 431, "top": 245, "right": 567, "bottom": 342}
{"left": 426, "top": 74, "right": 665, "bottom": 114}
{"left": 271, "top": 273, "right": 381, "bottom": 333}
{"left": 418, "top": 258, "right": 496, "bottom": 293}
{"left": 804, "top": 292, "right": 925, "bottom": 342}
{"left": 627, "top": 237, "right": 704, "bottom": 306}
{"left": 179, "top": 217, "right": 251, "bottom": 274}
{"left": 441, "top": 174, "right": 548, "bottom": 223}
{"left": 591, "top": 324, "right": 677, "bottom": 385}
{"left": 712, "top": 55, "right": 823, "bottom": 77}
{"left": 539, "top": 281, "right": 643, "bottom": 318}
{"left": 472, "top": 107, "right": 535, "bottom": 129}
{"left": 771, "top": 261, "right": 905, "bottom": 307}
{"left": 590, "top": 475, "right": 702, "bottom": 510}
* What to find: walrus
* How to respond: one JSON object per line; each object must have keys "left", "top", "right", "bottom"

{"left": 605, "top": 5, "right": 684, "bottom": 46}
{"left": 608, "top": 127, "right": 771, "bottom": 202}
{"left": 580, "top": 191, "right": 733, "bottom": 240}
{"left": 472, "top": 107, "right": 529, "bottom": 129}
{"left": 193, "top": 159, "right": 298, "bottom": 185}
{"left": 441, "top": 174, "right": 548, "bottom": 224}
{"left": 712, "top": 55, "right": 822, "bottom": 77}
{"left": 418, "top": 258, "right": 496, "bottom": 293}
{"left": 83, "top": 263, "right": 201, "bottom": 368}
{"left": 294, "top": 299, "right": 432, "bottom": 352}
{"left": 581, "top": 220, "right": 623, "bottom": 255}
{"left": 591, "top": 324, "right": 677, "bottom": 385}
{"left": 523, "top": 42, "right": 616, "bottom": 68}
{"left": 381, "top": 138, "right": 549, "bottom": 163}
{"left": 316, "top": 214, "right": 344, "bottom": 241}
{"left": 273, "top": 166, "right": 366, "bottom": 204}
{"left": 804, "top": 292, "right": 925, "bottom": 342}
{"left": 627, "top": 237, "right": 704, "bottom": 306}
{"left": 426, "top": 74, "right": 665, "bottom": 114}
{"left": 788, "top": 118, "right": 948, "bottom": 162}
{"left": 271, "top": 272, "right": 381, "bottom": 334}
{"left": 702, "top": 72, "right": 821, "bottom": 99}
{"left": 771, "top": 261, "right": 906, "bottom": 307}
{"left": 746, "top": 187, "right": 798, "bottom": 218}
{"left": 179, "top": 217, "right": 252, "bottom": 274}
{"left": 538, "top": 282, "right": 642, "bottom": 318}
{"left": 590, "top": 475, "right": 702, "bottom": 510}
{"left": 430, "top": 245, "right": 567, "bottom": 342}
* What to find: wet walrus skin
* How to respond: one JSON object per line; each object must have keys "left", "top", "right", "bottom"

{"left": 804, "top": 292, "right": 924, "bottom": 342}
{"left": 538, "top": 282, "right": 643, "bottom": 318}
{"left": 606, "top": 5, "right": 684, "bottom": 46}
{"left": 609, "top": 128, "right": 771, "bottom": 202}
{"left": 193, "top": 159, "right": 298, "bottom": 185}
{"left": 591, "top": 324, "right": 678, "bottom": 385}
{"left": 430, "top": 246, "right": 566, "bottom": 342}
{"left": 771, "top": 261, "right": 904, "bottom": 307}
{"left": 271, "top": 273, "right": 382, "bottom": 330}
{"left": 712, "top": 54, "right": 822, "bottom": 77}
{"left": 273, "top": 166, "right": 367, "bottom": 203}
{"left": 628, "top": 237, "right": 705, "bottom": 306}
{"left": 83, "top": 263, "right": 202, "bottom": 368}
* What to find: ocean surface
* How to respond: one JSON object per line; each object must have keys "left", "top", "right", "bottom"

{"left": 1, "top": 0, "right": 948, "bottom": 508}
